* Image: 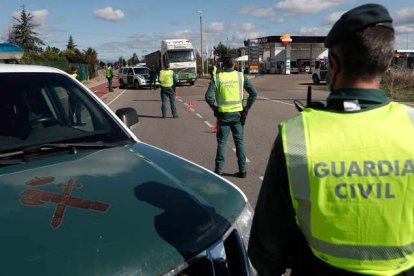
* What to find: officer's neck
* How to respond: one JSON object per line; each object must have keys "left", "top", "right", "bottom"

{"left": 334, "top": 75, "right": 381, "bottom": 90}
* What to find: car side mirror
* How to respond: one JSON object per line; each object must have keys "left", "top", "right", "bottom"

{"left": 115, "top": 107, "right": 139, "bottom": 128}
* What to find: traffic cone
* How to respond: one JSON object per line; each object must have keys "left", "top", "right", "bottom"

{"left": 210, "top": 118, "right": 218, "bottom": 133}
{"left": 175, "top": 91, "right": 180, "bottom": 99}
{"left": 187, "top": 100, "right": 194, "bottom": 109}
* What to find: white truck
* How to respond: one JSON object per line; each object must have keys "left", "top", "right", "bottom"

{"left": 146, "top": 39, "right": 197, "bottom": 85}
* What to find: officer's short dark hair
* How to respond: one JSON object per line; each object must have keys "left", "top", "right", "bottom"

{"left": 326, "top": 4, "right": 395, "bottom": 80}
{"left": 220, "top": 55, "right": 235, "bottom": 68}
{"left": 164, "top": 63, "right": 170, "bottom": 69}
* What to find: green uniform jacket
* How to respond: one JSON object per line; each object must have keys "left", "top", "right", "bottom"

{"left": 159, "top": 70, "right": 178, "bottom": 94}
{"left": 248, "top": 88, "right": 414, "bottom": 276}
{"left": 205, "top": 68, "right": 257, "bottom": 123}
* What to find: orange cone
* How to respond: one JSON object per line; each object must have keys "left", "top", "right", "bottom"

{"left": 187, "top": 100, "right": 194, "bottom": 109}
{"left": 175, "top": 91, "right": 179, "bottom": 99}
{"left": 210, "top": 118, "right": 218, "bottom": 133}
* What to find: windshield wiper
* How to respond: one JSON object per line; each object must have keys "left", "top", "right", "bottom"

{"left": 0, "top": 140, "right": 133, "bottom": 164}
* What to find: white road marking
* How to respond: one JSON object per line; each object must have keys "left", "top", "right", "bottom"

{"left": 259, "top": 176, "right": 264, "bottom": 181}
{"left": 189, "top": 108, "right": 195, "bottom": 112}
{"left": 232, "top": 148, "right": 251, "bottom": 163}
{"left": 107, "top": 89, "right": 127, "bottom": 106}
{"left": 204, "top": 121, "right": 214, "bottom": 128}
{"left": 258, "top": 95, "right": 295, "bottom": 107}
{"left": 196, "top": 113, "right": 203, "bottom": 118}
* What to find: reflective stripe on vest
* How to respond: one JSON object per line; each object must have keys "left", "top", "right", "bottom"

{"left": 215, "top": 71, "right": 244, "bottom": 113}
{"left": 106, "top": 67, "right": 112, "bottom": 78}
{"left": 281, "top": 102, "right": 414, "bottom": 275}
{"left": 159, "top": 69, "right": 174, "bottom": 87}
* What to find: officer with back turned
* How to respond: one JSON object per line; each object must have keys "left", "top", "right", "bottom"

{"left": 248, "top": 3, "right": 414, "bottom": 276}
{"left": 205, "top": 55, "right": 257, "bottom": 178}
{"left": 158, "top": 62, "right": 178, "bottom": 118}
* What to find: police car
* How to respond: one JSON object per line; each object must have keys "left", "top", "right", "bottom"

{"left": 118, "top": 65, "right": 159, "bottom": 89}
{"left": 0, "top": 44, "right": 254, "bottom": 275}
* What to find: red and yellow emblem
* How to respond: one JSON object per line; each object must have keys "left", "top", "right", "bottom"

{"left": 280, "top": 34, "right": 292, "bottom": 45}
{"left": 20, "top": 177, "right": 110, "bottom": 229}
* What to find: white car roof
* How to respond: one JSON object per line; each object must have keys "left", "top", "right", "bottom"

{"left": 0, "top": 63, "right": 66, "bottom": 74}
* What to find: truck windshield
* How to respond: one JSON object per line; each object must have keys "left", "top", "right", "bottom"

{"left": 167, "top": 50, "right": 195, "bottom": 63}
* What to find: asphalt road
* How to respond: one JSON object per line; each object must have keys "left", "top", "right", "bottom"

{"left": 96, "top": 73, "right": 329, "bottom": 207}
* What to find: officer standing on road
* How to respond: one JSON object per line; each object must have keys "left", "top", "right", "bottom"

{"left": 106, "top": 63, "right": 114, "bottom": 92}
{"left": 159, "top": 63, "right": 178, "bottom": 118}
{"left": 149, "top": 65, "right": 158, "bottom": 90}
{"left": 248, "top": 4, "right": 414, "bottom": 276}
{"left": 205, "top": 55, "right": 257, "bottom": 178}
{"left": 68, "top": 66, "right": 84, "bottom": 125}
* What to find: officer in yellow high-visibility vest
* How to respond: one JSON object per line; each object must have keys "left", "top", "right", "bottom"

{"left": 68, "top": 66, "right": 84, "bottom": 125}
{"left": 248, "top": 4, "right": 414, "bottom": 276}
{"left": 158, "top": 63, "right": 178, "bottom": 118}
{"left": 106, "top": 63, "right": 114, "bottom": 92}
{"left": 205, "top": 55, "right": 257, "bottom": 178}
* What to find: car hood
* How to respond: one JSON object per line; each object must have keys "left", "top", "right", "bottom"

{"left": 0, "top": 143, "right": 247, "bottom": 275}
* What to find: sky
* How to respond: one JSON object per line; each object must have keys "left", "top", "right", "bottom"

{"left": 0, "top": 0, "right": 413, "bottom": 62}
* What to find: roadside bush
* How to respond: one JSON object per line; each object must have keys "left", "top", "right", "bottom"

{"left": 382, "top": 67, "right": 414, "bottom": 101}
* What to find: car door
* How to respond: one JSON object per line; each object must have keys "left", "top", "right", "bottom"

{"left": 127, "top": 68, "right": 134, "bottom": 87}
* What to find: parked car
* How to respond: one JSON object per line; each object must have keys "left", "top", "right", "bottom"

{"left": 118, "top": 65, "right": 159, "bottom": 89}
{"left": 0, "top": 61, "right": 254, "bottom": 275}
{"left": 312, "top": 63, "right": 328, "bottom": 84}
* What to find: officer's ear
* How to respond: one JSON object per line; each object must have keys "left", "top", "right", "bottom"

{"left": 328, "top": 51, "right": 340, "bottom": 74}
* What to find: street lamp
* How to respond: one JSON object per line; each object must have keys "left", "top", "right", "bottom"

{"left": 197, "top": 11, "right": 203, "bottom": 76}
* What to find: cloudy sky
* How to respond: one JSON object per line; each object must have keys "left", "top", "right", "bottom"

{"left": 1, "top": 0, "right": 413, "bottom": 62}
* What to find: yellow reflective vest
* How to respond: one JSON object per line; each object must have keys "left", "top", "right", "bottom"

{"left": 159, "top": 69, "right": 174, "bottom": 87}
{"left": 106, "top": 66, "right": 112, "bottom": 78}
{"left": 281, "top": 102, "right": 414, "bottom": 275}
{"left": 215, "top": 71, "right": 244, "bottom": 113}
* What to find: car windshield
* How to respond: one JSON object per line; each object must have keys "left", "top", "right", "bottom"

{"left": 0, "top": 72, "right": 130, "bottom": 153}
{"left": 133, "top": 67, "right": 149, "bottom": 75}
{"left": 167, "top": 50, "right": 195, "bottom": 62}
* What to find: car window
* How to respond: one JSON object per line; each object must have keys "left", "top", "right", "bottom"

{"left": 133, "top": 68, "right": 149, "bottom": 75}
{"left": 128, "top": 68, "right": 133, "bottom": 75}
{"left": 0, "top": 72, "right": 130, "bottom": 152}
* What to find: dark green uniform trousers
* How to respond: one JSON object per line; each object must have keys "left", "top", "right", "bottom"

{"left": 215, "top": 120, "right": 246, "bottom": 173}
{"left": 160, "top": 87, "right": 177, "bottom": 117}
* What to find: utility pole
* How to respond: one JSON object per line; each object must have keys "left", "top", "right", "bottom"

{"left": 197, "top": 11, "right": 204, "bottom": 76}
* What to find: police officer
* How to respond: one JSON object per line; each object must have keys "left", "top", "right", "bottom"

{"left": 68, "top": 66, "right": 84, "bottom": 125}
{"left": 106, "top": 63, "right": 114, "bottom": 92}
{"left": 205, "top": 55, "right": 257, "bottom": 178}
{"left": 149, "top": 65, "right": 158, "bottom": 90}
{"left": 248, "top": 4, "right": 414, "bottom": 276}
{"left": 159, "top": 63, "right": 178, "bottom": 118}
{"left": 69, "top": 66, "right": 79, "bottom": 80}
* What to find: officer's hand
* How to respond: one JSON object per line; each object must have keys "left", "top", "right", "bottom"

{"left": 213, "top": 106, "right": 219, "bottom": 117}
{"left": 241, "top": 107, "right": 249, "bottom": 125}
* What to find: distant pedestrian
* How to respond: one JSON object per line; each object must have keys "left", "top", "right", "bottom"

{"left": 69, "top": 66, "right": 84, "bottom": 125}
{"left": 149, "top": 66, "right": 158, "bottom": 90}
{"left": 158, "top": 63, "right": 178, "bottom": 118}
{"left": 106, "top": 63, "right": 114, "bottom": 92}
{"left": 69, "top": 66, "right": 79, "bottom": 80}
